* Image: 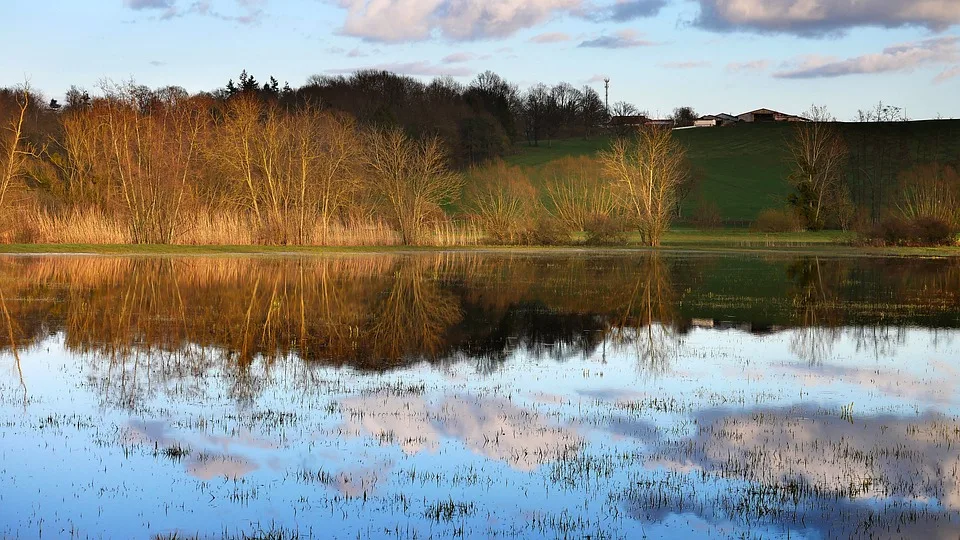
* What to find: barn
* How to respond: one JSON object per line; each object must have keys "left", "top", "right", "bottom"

{"left": 738, "top": 108, "right": 809, "bottom": 123}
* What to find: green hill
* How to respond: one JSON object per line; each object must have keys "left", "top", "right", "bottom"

{"left": 507, "top": 121, "right": 960, "bottom": 223}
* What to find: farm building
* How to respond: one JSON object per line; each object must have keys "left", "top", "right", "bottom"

{"left": 695, "top": 114, "right": 741, "bottom": 127}
{"left": 716, "top": 113, "right": 741, "bottom": 124}
{"left": 646, "top": 118, "right": 675, "bottom": 127}
{"left": 695, "top": 116, "right": 720, "bottom": 127}
{"left": 609, "top": 115, "right": 649, "bottom": 128}
{"left": 738, "top": 108, "right": 808, "bottom": 123}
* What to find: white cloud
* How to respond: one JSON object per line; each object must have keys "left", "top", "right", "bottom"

{"left": 775, "top": 36, "right": 960, "bottom": 79}
{"left": 529, "top": 31, "right": 572, "bottom": 43}
{"left": 726, "top": 59, "right": 770, "bottom": 73}
{"left": 661, "top": 60, "right": 711, "bottom": 69}
{"left": 935, "top": 64, "right": 960, "bottom": 83}
{"left": 338, "top": 0, "right": 582, "bottom": 42}
{"left": 442, "top": 52, "right": 476, "bottom": 63}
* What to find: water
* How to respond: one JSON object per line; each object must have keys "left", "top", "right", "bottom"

{"left": 1, "top": 252, "right": 959, "bottom": 539}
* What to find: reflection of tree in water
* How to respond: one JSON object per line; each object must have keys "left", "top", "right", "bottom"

{"left": 1, "top": 253, "right": 958, "bottom": 405}
{"left": 0, "top": 284, "right": 26, "bottom": 406}
{"left": 611, "top": 254, "right": 679, "bottom": 374}
{"left": 786, "top": 257, "right": 960, "bottom": 364}
{"left": 787, "top": 257, "right": 845, "bottom": 365}
{"left": 367, "top": 257, "right": 462, "bottom": 364}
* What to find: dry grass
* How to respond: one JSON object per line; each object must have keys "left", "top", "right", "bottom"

{"left": 33, "top": 208, "right": 131, "bottom": 244}
{"left": 316, "top": 221, "right": 401, "bottom": 246}
{"left": 3, "top": 206, "right": 482, "bottom": 247}
{"left": 179, "top": 213, "right": 255, "bottom": 245}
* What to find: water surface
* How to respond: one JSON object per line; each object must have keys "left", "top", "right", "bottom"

{"left": 1, "top": 252, "right": 959, "bottom": 539}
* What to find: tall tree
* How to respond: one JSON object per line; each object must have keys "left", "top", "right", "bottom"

{"left": 523, "top": 84, "right": 550, "bottom": 147}
{"left": 577, "top": 86, "right": 607, "bottom": 139}
{"left": 788, "top": 106, "right": 847, "bottom": 230}
{"left": 364, "top": 128, "right": 461, "bottom": 244}
{"left": 600, "top": 125, "right": 688, "bottom": 246}
{"left": 0, "top": 86, "right": 32, "bottom": 213}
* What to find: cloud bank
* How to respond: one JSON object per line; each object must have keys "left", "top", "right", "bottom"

{"left": 337, "top": 0, "right": 664, "bottom": 42}
{"left": 123, "top": 0, "right": 265, "bottom": 24}
{"left": 693, "top": 0, "right": 960, "bottom": 36}
{"left": 578, "top": 29, "right": 654, "bottom": 48}
{"left": 775, "top": 36, "right": 960, "bottom": 79}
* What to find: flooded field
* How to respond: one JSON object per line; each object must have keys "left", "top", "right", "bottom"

{"left": 1, "top": 252, "right": 959, "bottom": 539}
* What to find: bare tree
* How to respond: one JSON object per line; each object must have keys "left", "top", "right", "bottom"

{"left": 364, "top": 128, "right": 462, "bottom": 245}
{"left": 577, "top": 86, "right": 607, "bottom": 139}
{"left": 98, "top": 81, "right": 205, "bottom": 244}
{"left": 211, "top": 94, "right": 264, "bottom": 222}
{"left": 465, "top": 160, "right": 538, "bottom": 244}
{"left": 787, "top": 105, "right": 848, "bottom": 230}
{"left": 523, "top": 84, "right": 550, "bottom": 146}
{"left": 0, "top": 86, "right": 32, "bottom": 213}
{"left": 611, "top": 101, "right": 638, "bottom": 118}
{"left": 284, "top": 107, "right": 364, "bottom": 244}
{"left": 600, "top": 125, "right": 688, "bottom": 246}
{"left": 543, "top": 156, "right": 616, "bottom": 232}
{"left": 896, "top": 163, "right": 960, "bottom": 227}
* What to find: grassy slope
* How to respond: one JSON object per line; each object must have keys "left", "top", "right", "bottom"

{"left": 507, "top": 121, "right": 960, "bottom": 223}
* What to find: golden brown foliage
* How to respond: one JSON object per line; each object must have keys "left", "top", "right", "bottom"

{"left": 600, "top": 126, "right": 688, "bottom": 246}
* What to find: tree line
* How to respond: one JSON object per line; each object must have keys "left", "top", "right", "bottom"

{"left": 0, "top": 73, "right": 693, "bottom": 246}
{"left": 784, "top": 106, "right": 960, "bottom": 244}
{"left": 2, "top": 70, "right": 957, "bottom": 247}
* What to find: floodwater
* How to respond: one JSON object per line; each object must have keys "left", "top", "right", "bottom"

{"left": 1, "top": 252, "right": 959, "bottom": 539}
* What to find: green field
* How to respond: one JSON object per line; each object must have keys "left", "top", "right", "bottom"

{"left": 507, "top": 121, "right": 960, "bottom": 223}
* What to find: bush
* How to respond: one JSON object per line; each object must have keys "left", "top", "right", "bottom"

{"left": 464, "top": 160, "right": 538, "bottom": 245}
{"left": 858, "top": 215, "right": 957, "bottom": 246}
{"left": 690, "top": 199, "right": 722, "bottom": 229}
{"left": 530, "top": 217, "right": 568, "bottom": 246}
{"left": 877, "top": 216, "right": 915, "bottom": 245}
{"left": 751, "top": 208, "right": 802, "bottom": 233}
{"left": 913, "top": 216, "right": 955, "bottom": 245}
{"left": 583, "top": 214, "right": 627, "bottom": 245}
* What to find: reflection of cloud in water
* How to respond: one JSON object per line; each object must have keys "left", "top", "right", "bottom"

{"left": 339, "top": 393, "right": 580, "bottom": 471}
{"left": 782, "top": 362, "right": 957, "bottom": 405}
{"left": 332, "top": 460, "right": 393, "bottom": 498}
{"left": 627, "top": 405, "right": 960, "bottom": 536}
{"left": 187, "top": 455, "right": 258, "bottom": 481}
{"left": 123, "top": 420, "right": 276, "bottom": 480}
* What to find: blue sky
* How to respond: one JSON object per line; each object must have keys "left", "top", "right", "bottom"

{"left": 3, "top": 0, "right": 959, "bottom": 119}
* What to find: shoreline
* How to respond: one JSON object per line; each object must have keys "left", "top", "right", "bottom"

{"left": 1, "top": 242, "right": 957, "bottom": 259}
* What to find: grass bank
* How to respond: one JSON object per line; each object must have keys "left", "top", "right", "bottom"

{"left": 2, "top": 230, "right": 957, "bottom": 258}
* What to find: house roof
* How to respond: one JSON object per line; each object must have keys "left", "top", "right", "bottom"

{"left": 740, "top": 108, "right": 783, "bottom": 116}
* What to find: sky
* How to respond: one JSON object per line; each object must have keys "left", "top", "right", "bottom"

{"left": 3, "top": 0, "right": 960, "bottom": 120}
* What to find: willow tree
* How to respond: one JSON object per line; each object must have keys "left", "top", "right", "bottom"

{"left": 600, "top": 125, "right": 687, "bottom": 246}
{"left": 364, "top": 129, "right": 461, "bottom": 245}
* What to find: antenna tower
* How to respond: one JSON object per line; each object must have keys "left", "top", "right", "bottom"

{"left": 604, "top": 78, "right": 610, "bottom": 114}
